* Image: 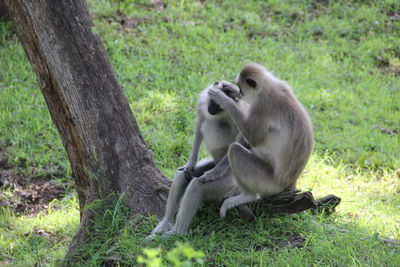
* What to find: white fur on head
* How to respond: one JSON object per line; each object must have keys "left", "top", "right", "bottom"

{"left": 237, "top": 63, "right": 281, "bottom": 103}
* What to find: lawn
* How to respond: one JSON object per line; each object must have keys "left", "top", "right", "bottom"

{"left": 0, "top": 0, "right": 399, "bottom": 266}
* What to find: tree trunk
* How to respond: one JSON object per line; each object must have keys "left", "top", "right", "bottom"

{"left": 0, "top": 1, "right": 9, "bottom": 21}
{"left": 4, "top": 0, "right": 171, "bottom": 256}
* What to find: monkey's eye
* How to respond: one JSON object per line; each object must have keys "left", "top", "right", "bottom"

{"left": 246, "top": 79, "right": 257, "bottom": 88}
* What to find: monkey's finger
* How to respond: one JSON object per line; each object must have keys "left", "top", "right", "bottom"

{"left": 224, "top": 90, "right": 241, "bottom": 101}
{"left": 200, "top": 179, "right": 209, "bottom": 184}
{"left": 177, "top": 166, "right": 194, "bottom": 180}
{"left": 208, "top": 90, "right": 227, "bottom": 103}
{"left": 196, "top": 176, "right": 205, "bottom": 183}
{"left": 184, "top": 171, "right": 193, "bottom": 181}
{"left": 221, "top": 82, "right": 238, "bottom": 90}
{"left": 162, "top": 230, "right": 178, "bottom": 238}
{"left": 208, "top": 88, "right": 220, "bottom": 96}
{"left": 195, "top": 176, "right": 208, "bottom": 184}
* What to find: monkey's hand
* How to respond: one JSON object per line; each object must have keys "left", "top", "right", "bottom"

{"left": 208, "top": 87, "right": 235, "bottom": 109}
{"left": 177, "top": 162, "right": 195, "bottom": 180}
{"left": 197, "top": 169, "right": 221, "bottom": 183}
{"left": 214, "top": 80, "right": 241, "bottom": 101}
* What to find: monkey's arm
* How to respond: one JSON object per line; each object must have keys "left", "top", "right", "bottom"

{"left": 196, "top": 154, "right": 230, "bottom": 183}
{"left": 197, "top": 135, "right": 249, "bottom": 183}
{"left": 208, "top": 88, "right": 255, "bottom": 145}
{"left": 179, "top": 118, "right": 203, "bottom": 178}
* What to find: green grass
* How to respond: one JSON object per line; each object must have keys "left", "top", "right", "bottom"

{"left": 0, "top": 197, "right": 79, "bottom": 266}
{"left": 1, "top": 0, "right": 399, "bottom": 266}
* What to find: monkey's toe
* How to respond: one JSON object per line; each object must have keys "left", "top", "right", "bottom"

{"left": 151, "top": 218, "right": 174, "bottom": 235}
{"left": 162, "top": 229, "right": 179, "bottom": 238}
{"left": 220, "top": 204, "right": 228, "bottom": 219}
{"left": 144, "top": 234, "right": 158, "bottom": 241}
{"left": 220, "top": 209, "right": 227, "bottom": 219}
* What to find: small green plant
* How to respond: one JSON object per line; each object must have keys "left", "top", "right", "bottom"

{"left": 137, "top": 242, "right": 205, "bottom": 267}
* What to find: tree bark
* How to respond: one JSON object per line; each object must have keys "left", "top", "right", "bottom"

{"left": 4, "top": 0, "right": 171, "bottom": 256}
{"left": 0, "top": 1, "right": 9, "bottom": 21}
{"left": 3, "top": 0, "right": 343, "bottom": 260}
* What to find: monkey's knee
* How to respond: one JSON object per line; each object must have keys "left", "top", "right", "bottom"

{"left": 228, "top": 142, "right": 240, "bottom": 158}
{"left": 229, "top": 142, "right": 248, "bottom": 155}
{"left": 184, "top": 179, "right": 204, "bottom": 196}
{"left": 191, "top": 159, "right": 215, "bottom": 177}
{"left": 228, "top": 142, "right": 248, "bottom": 168}
{"left": 173, "top": 170, "right": 190, "bottom": 186}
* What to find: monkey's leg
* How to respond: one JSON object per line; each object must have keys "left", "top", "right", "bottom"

{"left": 220, "top": 194, "right": 259, "bottom": 218}
{"left": 166, "top": 176, "right": 234, "bottom": 235}
{"left": 198, "top": 138, "right": 249, "bottom": 184}
{"left": 150, "top": 170, "right": 189, "bottom": 235}
{"left": 224, "top": 186, "right": 256, "bottom": 221}
{"left": 190, "top": 159, "right": 215, "bottom": 177}
{"left": 228, "top": 142, "right": 281, "bottom": 195}
{"left": 150, "top": 159, "right": 215, "bottom": 236}
{"left": 220, "top": 142, "right": 283, "bottom": 218}
{"left": 197, "top": 155, "right": 230, "bottom": 183}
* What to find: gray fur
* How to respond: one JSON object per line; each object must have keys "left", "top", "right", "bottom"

{"left": 208, "top": 63, "right": 313, "bottom": 217}
{"left": 148, "top": 82, "right": 250, "bottom": 237}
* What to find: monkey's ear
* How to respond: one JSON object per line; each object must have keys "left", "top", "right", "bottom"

{"left": 246, "top": 79, "right": 257, "bottom": 88}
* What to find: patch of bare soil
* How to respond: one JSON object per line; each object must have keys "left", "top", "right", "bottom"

{"left": 0, "top": 150, "right": 66, "bottom": 216}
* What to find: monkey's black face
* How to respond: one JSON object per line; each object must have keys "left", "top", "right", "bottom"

{"left": 208, "top": 99, "right": 223, "bottom": 115}
{"left": 208, "top": 83, "right": 241, "bottom": 115}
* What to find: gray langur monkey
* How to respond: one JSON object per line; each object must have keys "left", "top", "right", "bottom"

{"left": 148, "top": 81, "right": 251, "bottom": 237}
{"left": 205, "top": 63, "right": 313, "bottom": 218}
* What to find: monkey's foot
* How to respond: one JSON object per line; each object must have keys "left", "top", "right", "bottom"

{"left": 162, "top": 227, "right": 185, "bottom": 238}
{"left": 220, "top": 194, "right": 259, "bottom": 218}
{"left": 151, "top": 218, "right": 174, "bottom": 235}
{"left": 220, "top": 200, "right": 232, "bottom": 219}
{"left": 162, "top": 230, "right": 176, "bottom": 238}
{"left": 145, "top": 218, "right": 174, "bottom": 241}
{"left": 144, "top": 233, "right": 158, "bottom": 241}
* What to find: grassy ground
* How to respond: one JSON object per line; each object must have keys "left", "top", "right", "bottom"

{"left": 1, "top": 0, "right": 399, "bottom": 266}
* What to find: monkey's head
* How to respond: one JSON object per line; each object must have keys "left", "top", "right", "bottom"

{"left": 236, "top": 63, "right": 271, "bottom": 103}
{"left": 207, "top": 81, "right": 241, "bottom": 115}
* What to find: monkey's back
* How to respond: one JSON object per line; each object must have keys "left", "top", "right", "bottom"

{"left": 253, "top": 86, "right": 313, "bottom": 188}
